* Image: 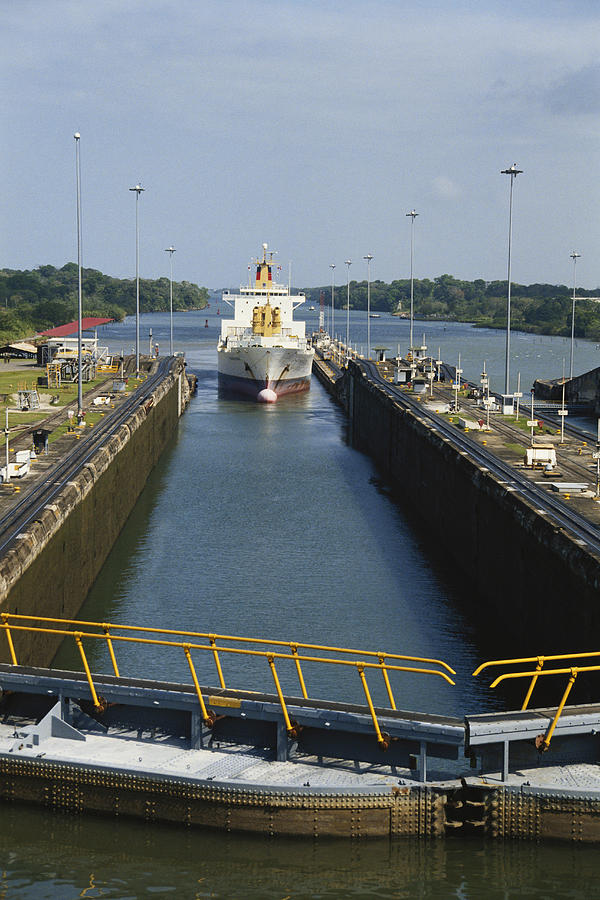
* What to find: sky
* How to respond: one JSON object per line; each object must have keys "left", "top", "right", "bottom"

{"left": 1, "top": 0, "right": 599, "bottom": 291}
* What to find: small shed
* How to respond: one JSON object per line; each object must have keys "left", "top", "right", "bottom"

{"left": 394, "top": 364, "right": 412, "bottom": 384}
{"left": 0, "top": 342, "right": 37, "bottom": 360}
{"left": 372, "top": 346, "right": 390, "bottom": 362}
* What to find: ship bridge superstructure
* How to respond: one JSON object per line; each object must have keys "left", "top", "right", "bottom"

{"left": 217, "top": 243, "right": 314, "bottom": 401}
{"left": 219, "top": 243, "right": 309, "bottom": 350}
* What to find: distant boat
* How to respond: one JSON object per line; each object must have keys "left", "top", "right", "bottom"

{"left": 369, "top": 313, "right": 381, "bottom": 319}
{"left": 308, "top": 305, "right": 316, "bottom": 311}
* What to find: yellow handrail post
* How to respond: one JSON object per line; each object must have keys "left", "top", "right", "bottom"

{"left": 357, "top": 663, "right": 387, "bottom": 748}
{"left": 290, "top": 644, "right": 308, "bottom": 699}
{"left": 209, "top": 635, "right": 226, "bottom": 689}
{"left": 378, "top": 653, "right": 396, "bottom": 710}
{"left": 1, "top": 615, "right": 17, "bottom": 665}
{"left": 267, "top": 655, "right": 293, "bottom": 734}
{"left": 522, "top": 657, "right": 544, "bottom": 711}
{"left": 103, "top": 624, "right": 120, "bottom": 678}
{"left": 543, "top": 670, "right": 578, "bottom": 750}
{"left": 74, "top": 633, "right": 101, "bottom": 709}
{"left": 183, "top": 644, "right": 211, "bottom": 723}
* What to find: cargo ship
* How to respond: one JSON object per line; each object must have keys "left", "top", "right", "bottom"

{"left": 217, "top": 243, "right": 314, "bottom": 402}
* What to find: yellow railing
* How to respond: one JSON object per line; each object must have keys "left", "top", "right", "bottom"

{"left": 0, "top": 612, "right": 455, "bottom": 749}
{"left": 473, "top": 651, "right": 600, "bottom": 750}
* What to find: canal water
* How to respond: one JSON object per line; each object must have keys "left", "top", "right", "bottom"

{"left": 6, "top": 310, "right": 600, "bottom": 898}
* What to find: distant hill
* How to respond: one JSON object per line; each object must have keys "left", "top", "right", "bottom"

{"left": 303, "top": 276, "right": 600, "bottom": 341}
{"left": 0, "top": 264, "right": 209, "bottom": 343}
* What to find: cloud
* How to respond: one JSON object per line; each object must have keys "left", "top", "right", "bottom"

{"left": 432, "top": 176, "right": 460, "bottom": 199}
{"left": 545, "top": 64, "right": 600, "bottom": 115}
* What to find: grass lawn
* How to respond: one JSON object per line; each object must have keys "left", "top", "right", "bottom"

{"left": 505, "top": 442, "right": 527, "bottom": 457}
{"left": 0, "top": 365, "right": 142, "bottom": 447}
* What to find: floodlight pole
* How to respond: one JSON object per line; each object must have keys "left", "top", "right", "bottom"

{"left": 406, "top": 210, "right": 418, "bottom": 358}
{"left": 329, "top": 264, "right": 336, "bottom": 340}
{"left": 501, "top": 164, "right": 523, "bottom": 395}
{"left": 4, "top": 409, "right": 9, "bottom": 484}
{"left": 345, "top": 260, "right": 352, "bottom": 361}
{"left": 165, "top": 246, "right": 176, "bottom": 356}
{"left": 569, "top": 250, "right": 581, "bottom": 380}
{"left": 364, "top": 254, "right": 373, "bottom": 358}
{"left": 129, "top": 183, "right": 145, "bottom": 374}
{"left": 74, "top": 133, "right": 83, "bottom": 421}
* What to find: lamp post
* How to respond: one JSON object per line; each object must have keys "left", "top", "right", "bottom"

{"left": 165, "top": 246, "right": 176, "bottom": 356}
{"left": 345, "top": 259, "right": 351, "bottom": 361}
{"left": 129, "top": 183, "right": 145, "bottom": 373}
{"left": 329, "top": 264, "right": 336, "bottom": 340}
{"left": 364, "top": 254, "right": 373, "bottom": 358}
{"left": 406, "top": 209, "right": 418, "bottom": 358}
{"left": 481, "top": 362, "right": 490, "bottom": 430}
{"left": 569, "top": 250, "right": 581, "bottom": 380}
{"left": 501, "top": 164, "right": 523, "bottom": 396}
{"left": 74, "top": 132, "right": 83, "bottom": 422}
{"left": 4, "top": 409, "right": 9, "bottom": 484}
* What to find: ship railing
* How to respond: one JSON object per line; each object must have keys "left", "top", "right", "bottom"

{"left": 0, "top": 612, "right": 455, "bottom": 750}
{"left": 473, "top": 650, "right": 600, "bottom": 749}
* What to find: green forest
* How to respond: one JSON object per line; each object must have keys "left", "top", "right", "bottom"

{"left": 304, "top": 275, "right": 600, "bottom": 342}
{"left": 4, "top": 265, "right": 600, "bottom": 345}
{"left": 0, "top": 264, "right": 209, "bottom": 343}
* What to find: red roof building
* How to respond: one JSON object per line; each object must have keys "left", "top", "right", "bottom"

{"left": 38, "top": 317, "right": 113, "bottom": 338}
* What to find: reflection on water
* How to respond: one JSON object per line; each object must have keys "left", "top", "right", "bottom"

{"left": 0, "top": 803, "right": 598, "bottom": 899}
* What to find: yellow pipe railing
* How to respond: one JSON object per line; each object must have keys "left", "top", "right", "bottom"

{"left": 357, "top": 663, "right": 387, "bottom": 748}
{"left": 474, "top": 653, "right": 600, "bottom": 750}
{"left": 473, "top": 650, "right": 600, "bottom": 711}
{"left": 183, "top": 644, "right": 211, "bottom": 723}
{"left": 473, "top": 650, "right": 600, "bottom": 679}
{"left": 1, "top": 612, "right": 455, "bottom": 673}
{"left": 103, "top": 625, "right": 120, "bottom": 678}
{"left": 74, "top": 633, "right": 100, "bottom": 709}
{"left": 1, "top": 620, "right": 17, "bottom": 665}
{"left": 290, "top": 644, "right": 308, "bottom": 699}
{"left": 0, "top": 613, "right": 456, "bottom": 747}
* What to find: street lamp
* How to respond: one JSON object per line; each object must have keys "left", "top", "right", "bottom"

{"left": 129, "top": 183, "right": 145, "bottom": 373}
{"left": 74, "top": 132, "right": 83, "bottom": 422}
{"left": 364, "top": 254, "right": 373, "bottom": 358}
{"left": 165, "top": 246, "right": 176, "bottom": 356}
{"left": 406, "top": 209, "right": 418, "bottom": 358}
{"left": 345, "top": 260, "right": 352, "bottom": 361}
{"left": 329, "top": 263, "right": 336, "bottom": 340}
{"left": 501, "top": 164, "right": 523, "bottom": 395}
{"left": 569, "top": 250, "right": 581, "bottom": 380}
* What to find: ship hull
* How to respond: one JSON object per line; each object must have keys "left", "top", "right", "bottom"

{"left": 217, "top": 346, "right": 313, "bottom": 401}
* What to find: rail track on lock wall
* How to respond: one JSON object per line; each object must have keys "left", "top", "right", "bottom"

{"left": 430, "top": 380, "right": 598, "bottom": 487}
{"left": 0, "top": 357, "right": 174, "bottom": 558}
{"left": 358, "top": 359, "right": 600, "bottom": 556}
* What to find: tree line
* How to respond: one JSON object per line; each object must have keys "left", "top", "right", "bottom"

{"left": 304, "top": 275, "right": 600, "bottom": 341}
{"left": 0, "top": 264, "right": 209, "bottom": 343}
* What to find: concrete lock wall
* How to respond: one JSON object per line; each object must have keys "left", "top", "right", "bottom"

{"left": 336, "top": 364, "right": 600, "bottom": 652}
{"left": 0, "top": 360, "right": 192, "bottom": 667}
